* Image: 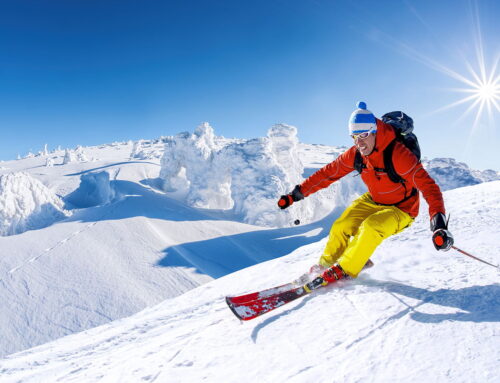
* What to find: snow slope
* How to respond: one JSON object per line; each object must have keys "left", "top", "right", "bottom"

{"left": 0, "top": 138, "right": 357, "bottom": 357}
{"left": 1, "top": 181, "right": 499, "bottom": 383}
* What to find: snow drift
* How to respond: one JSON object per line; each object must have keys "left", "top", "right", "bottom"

{"left": 0, "top": 172, "right": 68, "bottom": 236}
{"left": 65, "top": 171, "right": 115, "bottom": 208}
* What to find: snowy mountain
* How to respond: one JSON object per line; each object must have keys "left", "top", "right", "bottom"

{"left": 0, "top": 124, "right": 499, "bottom": 381}
{"left": 1, "top": 181, "right": 499, "bottom": 382}
{"left": 422, "top": 157, "right": 499, "bottom": 191}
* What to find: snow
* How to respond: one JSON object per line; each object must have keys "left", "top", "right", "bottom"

{"left": 130, "top": 139, "right": 163, "bottom": 160}
{"left": 0, "top": 180, "right": 498, "bottom": 382}
{"left": 0, "top": 128, "right": 498, "bottom": 382}
{"left": 0, "top": 172, "right": 68, "bottom": 236}
{"left": 63, "top": 149, "right": 77, "bottom": 165}
{"left": 65, "top": 171, "right": 115, "bottom": 208}
{"left": 160, "top": 123, "right": 233, "bottom": 210}
{"left": 159, "top": 123, "right": 365, "bottom": 227}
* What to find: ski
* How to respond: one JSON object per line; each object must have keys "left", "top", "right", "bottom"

{"left": 225, "top": 259, "right": 374, "bottom": 320}
{"left": 226, "top": 276, "right": 327, "bottom": 321}
{"left": 226, "top": 278, "right": 304, "bottom": 305}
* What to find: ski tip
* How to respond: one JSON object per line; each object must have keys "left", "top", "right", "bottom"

{"left": 225, "top": 296, "right": 258, "bottom": 321}
{"left": 225, "top": 296, "right": 245, "bottom": 321}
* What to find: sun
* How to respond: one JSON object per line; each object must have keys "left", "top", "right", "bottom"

{"left": 476, "top": 81, "right": 499, "bottom": 102}
{"left": 462, "top": 55, "right": 500, "bottom": 107}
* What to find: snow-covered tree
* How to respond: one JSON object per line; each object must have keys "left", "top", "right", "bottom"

{"left": 63, "top": 149, "right": 77, "bottom": 164}
{"left": 0, "top": 172, "right": 68, "bottom": 236}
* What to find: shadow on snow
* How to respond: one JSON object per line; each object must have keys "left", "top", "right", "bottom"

{"left": 252, "top": 279, "right": 499, "bottom": 341}
{"left": 158, "top": 209, "right": 343, "bottom": 279}
{"left": 66, "top": 179, "right": 226, "bottom": 223}
{"left": 374, "top": 279, "right": 500, "bottom": 324}
{"left": 64, "top": 161, "right": 159, "bottom": 177}
{"left": 65, "top": 178, "right": 341, "bottom": 278}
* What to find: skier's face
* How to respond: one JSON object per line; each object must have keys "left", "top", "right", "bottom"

{"left": 354, "top": 132, "right": 376, "bottom": 156}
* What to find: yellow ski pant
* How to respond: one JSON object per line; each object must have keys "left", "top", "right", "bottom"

{"left": 319, "top": 193, "right": 413, "bottom": 277}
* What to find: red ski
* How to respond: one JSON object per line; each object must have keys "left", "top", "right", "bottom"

{"left": 225, "top": 260, "right": 374, "bottom": 321}
{"left": 226, "top": 281, "right": 318, "bottom": 321}
{"left": 227, "top": 280, "right": 300, "bottom": 305}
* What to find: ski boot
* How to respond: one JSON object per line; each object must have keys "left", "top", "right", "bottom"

{"left": 304, "top": 264, "right": 347, "bottom": 292}
{"left": 297, "top": 259, "right": 374, "bottom": 286}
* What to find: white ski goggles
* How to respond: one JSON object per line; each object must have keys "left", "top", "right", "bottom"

{"left": 351, "top": 129, "right": 375, "bottom": 141}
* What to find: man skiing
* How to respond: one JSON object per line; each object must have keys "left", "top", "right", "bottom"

{"left": 278, "top": 102, "right": 454, "bottom": 284}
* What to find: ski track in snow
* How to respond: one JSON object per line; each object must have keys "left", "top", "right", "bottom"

{"left": 6, "top": 221, "right": 98, "bottom": 276}
{"left": 2, "top": 200, "right": 123, "bottom": 281}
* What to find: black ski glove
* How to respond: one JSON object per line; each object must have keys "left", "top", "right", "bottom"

{"left": 431, "top": 213, "right": 454, "bottom": 251}
{"left": 278, "top": 185, "right": 304, "bottom": 210}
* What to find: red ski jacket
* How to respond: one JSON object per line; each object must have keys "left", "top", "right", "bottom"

{"left": 300, "top": 119, "right": 445, "bottom": 219}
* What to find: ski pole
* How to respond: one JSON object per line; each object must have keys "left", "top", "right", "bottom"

{"left": 451, "top": 245, "right": 499, "bottom": 269}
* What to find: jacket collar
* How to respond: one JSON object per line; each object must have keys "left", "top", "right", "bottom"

{"left": 365, "top": 119, "right": 395, "bottom": 159}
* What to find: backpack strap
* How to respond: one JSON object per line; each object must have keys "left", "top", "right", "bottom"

{"left": 355, "top": 146, "right": 394, "bottom": 175}
{"left": 382, "top": 139, "right": 404, "bottom": 184}
{"left": 355, "top": 140, "right": 404, "bottom": 183}
{"left": 382, "top": 139, "right": 418, "bottom": 206}
{"left": 354, "top": 150, "right": 365, "bottom": 174}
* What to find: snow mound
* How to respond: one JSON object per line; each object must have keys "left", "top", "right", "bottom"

{"left": 65, "top": 171, "right": 115, "bottom": 208}
{"left": 160, "top": 123, "right": 365, "bottom": 227}
{"left": 0, "top": 172, "right": 68, "bottom": 236}
{"left": 160, "top": 123, "right": 231, "bottom": 209}
{"left": 45, "top": 157, "right": 55, "bottom": 167}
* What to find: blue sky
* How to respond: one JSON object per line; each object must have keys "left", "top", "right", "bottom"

{"left": 1, "top": 0, "right": 498, "bottom": 170}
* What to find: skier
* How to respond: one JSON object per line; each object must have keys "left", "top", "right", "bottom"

{"left": 278, "top": 102, "right": 454, "bottom": 284}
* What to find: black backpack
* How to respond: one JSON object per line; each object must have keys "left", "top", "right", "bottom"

{"left": 354, "top": 111, "right": 421, "bottom": 203}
